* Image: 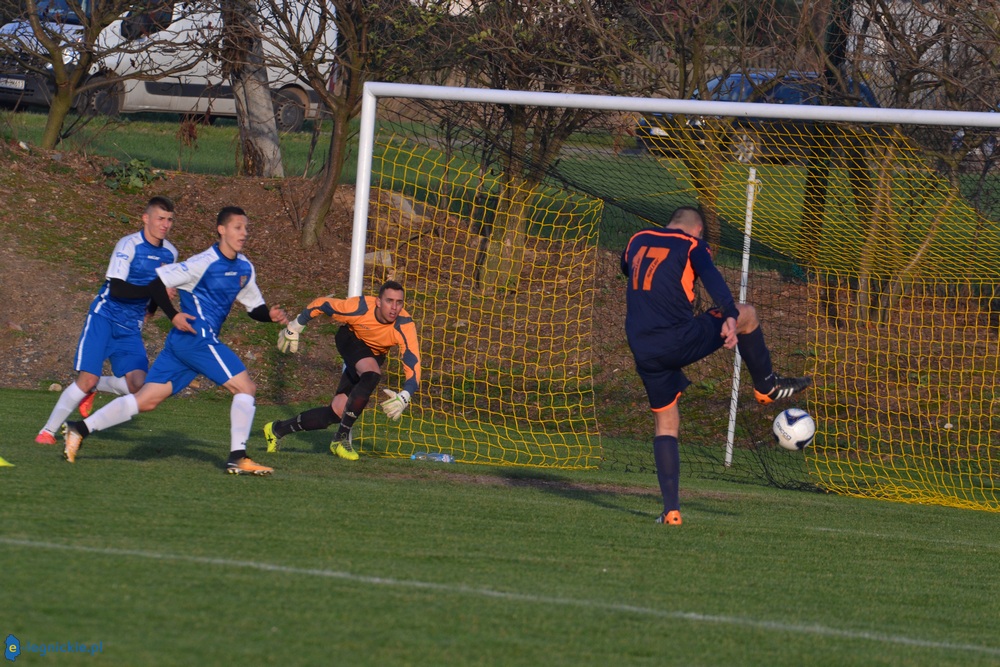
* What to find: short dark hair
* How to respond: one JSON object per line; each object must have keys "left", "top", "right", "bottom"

{"left": 146, "top": 195, "right": 175, "bottom": 213}
{"left": 379, "top": 280, "right": 404, "bottom": 297}
{"left": 669, "top": 205, "right": 704, "bottom": 226}
{"left": 217, "top": 206, "right": 247, "bottom": 227}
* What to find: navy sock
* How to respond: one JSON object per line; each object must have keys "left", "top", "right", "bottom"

{"left": 653, "top": 435, "right": 680, "bottom": 513}
{"left": 736, "top": 325, "right": 774, "bottom": 392}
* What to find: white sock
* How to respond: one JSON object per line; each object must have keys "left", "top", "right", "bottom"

{"left": 84, "top": 394, "right": 139, "bottom": 433}
{"left": 96, "top": 375, "right": 130, "bottom": 396}
{"left": 230, "top": 393, "right": 256, "bottom": 453}
{"left": 42, "top": 382, "right": 89, "bottom": 434}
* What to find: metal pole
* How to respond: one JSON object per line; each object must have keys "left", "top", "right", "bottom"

{"left": 725, "top": 166, "right": 758, "bottom": 467}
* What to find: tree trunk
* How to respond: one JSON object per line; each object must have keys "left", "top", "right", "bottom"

{"left": 682, "top": 118, "right": 727, "bottom": 248}
{"left": 300, "top": 107, "right": 350, "bottom": 247}
{"left": 479, "top": 179, "right": 532, "bottom": 295}
{"left": 222, "top": 0, "right": 283, "bottom": 178}
{"left": 40, "top": 87, "right": 74, "bottom": 149}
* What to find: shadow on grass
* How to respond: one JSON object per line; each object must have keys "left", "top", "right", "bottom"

{"left": 76, "top": 427, "right": 224, "bottom": 467}
{"left": 495, "top": 468, "right": 741, "bottom": 521}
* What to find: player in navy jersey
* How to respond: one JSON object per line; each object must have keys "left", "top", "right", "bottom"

{"left": 62, "top": 207, "right": 289, "bottom": 475}
{"left": 622, "top": 206, "right": 810, "bottom": 526}
{"left": 35, "top": 196, "right": 178, "bottom": 446}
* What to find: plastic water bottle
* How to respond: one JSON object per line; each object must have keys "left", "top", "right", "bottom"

{"left": 411, "top": 451, "right": 455, "bottom": 463}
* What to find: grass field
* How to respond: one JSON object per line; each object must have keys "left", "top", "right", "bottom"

{"left": 3, "top": 388, "right": 999, "bottom": 666}
{"left": 0, "top": 110, "right": 346, "bottom": 178}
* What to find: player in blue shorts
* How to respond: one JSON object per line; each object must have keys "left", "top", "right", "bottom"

{"left": 35, "top": 196, "right": 178, "bottom": 445}
{"left": 62, "top": 206, "right": 288, "bottom": 475}
{"left": 622, "top": 206, "right": 810, "bottom": 526}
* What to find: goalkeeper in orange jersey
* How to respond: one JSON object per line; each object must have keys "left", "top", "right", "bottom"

{"left": 264, "top": 280, "right": 421, "bottom": 460}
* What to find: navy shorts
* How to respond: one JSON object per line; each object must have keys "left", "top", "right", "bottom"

{"left": 634, "top": 309, "right": 727, "bottom": 410}
{"left": 74, "top": 313, "right": 148, "bottom": 377}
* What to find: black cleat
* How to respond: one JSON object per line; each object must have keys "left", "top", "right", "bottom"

{"left": 755, "top": 375, "right": 812, "bottom": 405}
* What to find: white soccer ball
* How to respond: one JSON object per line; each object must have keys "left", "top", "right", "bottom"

{"left": 772, "top": 408, "right": 815, "bottom": 451}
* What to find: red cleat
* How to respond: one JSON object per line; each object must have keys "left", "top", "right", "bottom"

{"left": 35, "top": 430, "right": 57, "bottom": 445}
{"left": 78, "top": 391, "right": 97, "bottom": 418}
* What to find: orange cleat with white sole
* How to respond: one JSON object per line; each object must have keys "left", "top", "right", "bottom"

{"left": 62, "top": 421, "right": 84, "bottom": 463}
{"left": 226, "top": 456, "right": 273, "bottom": 476}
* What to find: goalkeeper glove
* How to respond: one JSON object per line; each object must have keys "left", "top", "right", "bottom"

{"left": 381, "top": 389, "right": 411, "bottom": 421}
{"left": 277, "top": 318, "right": 305, "bottom": 353}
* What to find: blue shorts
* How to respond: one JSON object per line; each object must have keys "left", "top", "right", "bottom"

{"left": 634, "top": 309, "right": 727, "bottom": 410}
{"left": 146, "top": 330, "right": 247, "bottom": 395}
{"left": 74, "top": 313, "right": 148, "bottom": 377}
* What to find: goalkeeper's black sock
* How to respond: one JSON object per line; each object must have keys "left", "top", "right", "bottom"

{"left": 273, "top": 406, "right": 340, "bottom": 437}
{"left": 334, "top": 372, "right": 379, "bottom": 438}
{"left": 337, "top": 410, "right": 359, "bottom": 437}
{"left": 653, "top": 435, "right": 680, "bottom": 512}
{"left": 736, "top": 325, "right": 774, "bottom": 393}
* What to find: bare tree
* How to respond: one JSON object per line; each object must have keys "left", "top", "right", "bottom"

{"left": 221, "top": 0, "right": 282, "bottom": 177}
{"left": 850, "top": 0, "right": 1000, "bottom": 164}
{"left": 252, "top": 0, "right": 454, "bottom": 248}
{"left": 634, "top": 0, "right": 812, "bottom": 245}
{"left": 420, "top": 0, "right": 659, "bottom": 292}
{"left": 803, "top": 0, "right": 1000, "bottom": 321}
{"left": 0, "top": 0, "right": 212, "bottom": 149}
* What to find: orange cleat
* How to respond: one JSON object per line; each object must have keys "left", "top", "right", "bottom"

{"left": 35, "top": 430, "right": 57, "bottom": 445}
{"left": 62, "top": 422, "right": 84, "bottom": 463}
{"left": 226, "top": 456, "right": 273, "bottom": 476}
{"left": 78, "top": 391, "right": 97, "bottom": 418}
{"left": 656, "top": 510, "right": 683, "bottom": 526}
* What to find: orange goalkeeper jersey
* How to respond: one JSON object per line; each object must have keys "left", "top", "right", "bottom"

{"left": 302, "top": 295, "right": 421, "bottom": 394}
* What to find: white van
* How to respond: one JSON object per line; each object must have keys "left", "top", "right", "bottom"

{"left": 0, "top": 0, "right": 335, "bottom": 131}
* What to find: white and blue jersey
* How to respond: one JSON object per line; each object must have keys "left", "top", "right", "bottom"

{"left": 156, "top": 244, "right": 266, "bottom": 343}
{"left": 89, "top": 231, "right": 179, "bottom": 331}
{"left": 74, "top": 231, "right": 177, "bottom": 376}
{"left": 148, "top": 244, "right": 267, "bottom": 394}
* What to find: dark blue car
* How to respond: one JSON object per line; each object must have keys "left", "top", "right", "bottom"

{"left": 635, "top": 70, "right": 879, "bottom": 163}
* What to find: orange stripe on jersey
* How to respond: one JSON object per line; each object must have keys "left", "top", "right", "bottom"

{"left": 625, "top": 229, "right": 699, "bottom": 303}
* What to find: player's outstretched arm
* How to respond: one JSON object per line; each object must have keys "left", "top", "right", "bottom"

{"left": 248, "top": 304, "right": 288, "bottom": 326}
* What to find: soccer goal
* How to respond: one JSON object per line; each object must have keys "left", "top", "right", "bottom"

{"left": 348, "top": 81, "right": 1000, "bottom": 512}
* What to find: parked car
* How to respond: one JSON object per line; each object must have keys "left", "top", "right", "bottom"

{"left": 635, "top": 70, "right": 880, "bottom": 163}
{"left": 0, "top": 0, "right": 334, "bottom": 132}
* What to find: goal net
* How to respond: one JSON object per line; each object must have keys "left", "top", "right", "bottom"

{"left": 348, "top": 82, "right": 1000, "bottom": 512}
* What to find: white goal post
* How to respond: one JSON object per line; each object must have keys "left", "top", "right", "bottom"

{"left": 348, "top": 81, "right": 1000, "bottom": 509}
{"left": 349, "top": 82, "right": 1000, "bottom": 297}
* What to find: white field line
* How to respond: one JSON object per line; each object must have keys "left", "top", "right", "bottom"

{"left": 2, "top": 536, "right": 998, "bottom": 657}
